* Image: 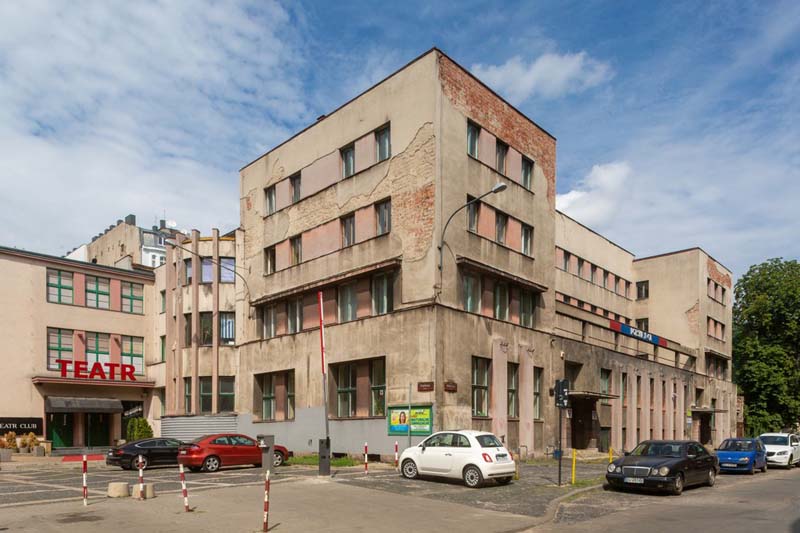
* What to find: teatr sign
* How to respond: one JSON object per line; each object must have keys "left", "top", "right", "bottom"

{"left": 56, "top": 360, "right": 137, "bottom": 381}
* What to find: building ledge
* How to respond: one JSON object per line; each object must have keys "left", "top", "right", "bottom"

{"left": 32, "top": 376, "right": 155, "bottom": 388}
{"left": 456, "top": 256, "right": 548, "bottom": 293}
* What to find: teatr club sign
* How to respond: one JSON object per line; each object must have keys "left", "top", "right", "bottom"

{"left": 57, "top": 360, "right": 137, "bottom": 381}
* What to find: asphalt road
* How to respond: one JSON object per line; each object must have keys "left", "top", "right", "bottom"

{"left": 543, "top": 466, "right": 800, "bottom": 532}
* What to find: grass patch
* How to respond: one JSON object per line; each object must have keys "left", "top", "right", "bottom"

{"left": 286, "top": 455, "right": 361, "bottom": 467}
{"left": 568, "top": 476, "right": 605, "bottom": 488}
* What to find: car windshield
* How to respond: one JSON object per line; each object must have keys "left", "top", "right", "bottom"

{"left": 475, "top": 434, "right": 503, "bottom": 448}
{"left": 630, "top": 442, "right": 682, "bottom": 458}
{"left": 719, "top": 440, "right": 753, "bottom": 451}
{"left": 760, "top": 436, "right": 789, "bottom": 446}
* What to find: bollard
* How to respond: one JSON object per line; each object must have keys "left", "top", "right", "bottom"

{"left": 571, "top": 449, "right": 577, "bottom": 485}
{"left": 179, "top": 464, "right": 191, "bottom": 512}
{"left": 262, "top": 471, "right": 270, "bottom": 532}
{"left": 82, "top": 454, "right": 88, "bottom": 506}
{"left": 137, "top": 455, "right": 145, "bottom": 500}
{"left": 609, "top": 447, "right": 613, "bottom": 464}
{"left": 364, "top": 442, "right": 368, "bottom": 475}
{"left": 513, "top": 452, "right": 520, "bottom": 480}
{"left": 394, "top": 441, "right": 398, "bottom": 469}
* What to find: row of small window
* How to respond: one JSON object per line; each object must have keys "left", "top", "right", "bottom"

{"left": 260, "top": 272, "right": 394, "bottom": 338}
{"left": 47, "top": 269, "right": 144, "bottom": 313}
{"left": 265, "top": 126, "right": 391, "bottom": 215}
{"left": 707, "top": 278, "right": 727, "bottom": 305}
{"left": 462, "top": 272, "right": 538, "bottom": 327}
{"left": 183, "top": 257, "right": 236, "bottom": 285}
{"left": 466, "top": 197, "right": 534, "bottom": 256}
{"left": 264, "top": 200, "right": 391, "bottom": 274}
{"left": 705, "top": 354, "right": 729, "bottom": 380}
{"left": 466, "top": 122, "right": 535, "bottom": 191}
{"left": 183, "top": 376, "right": 235, "bottom": 413}
{"left": 182, "top": 312, "right": 236, "bottom": 346}
{"left": 557, "top": 250, "right": 633, "bottom": 299}
{"left": 557, "top": 292, "right": 633, "bottom": 325}
{"left": 471, "top": 357, "right": 545, "bottom": 419}
{"left": 707, "top": 317, "right": 725, "bottom": 341}
{"left": 46, "top": 328, "right": 144, "bottom": 375}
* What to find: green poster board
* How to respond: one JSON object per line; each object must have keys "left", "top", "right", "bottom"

{"left": 387, "top": 405, "right": 433, "bottom": 436}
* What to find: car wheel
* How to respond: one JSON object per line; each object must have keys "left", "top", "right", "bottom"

{"left": 789, "top": 456, "right": 794, "bottom": 469}
{"left": 131, "top": 456, "right": 148, "bottom": 470}
{"left": 401, "top": 459, "right": 418, "bottom": 479}
{"left": 273, "top": 451, "right": 285, "bottom": 467}
{"left": 463, "top": 465, "right": 484, "bottom": 488}
{"left": 496, "top": 476, "right": 513, "bottom": 485}
{"left": 761, "top": 462, "right": 768, "bottom": 473}
{"left": 706, "top": 468, "right": 716, "bottom": 487}
{"left": 202, "top": 456, "right": 221, "bottom": 472}
{"left": 671, "top": 473, "right": 684, "bottom": 495}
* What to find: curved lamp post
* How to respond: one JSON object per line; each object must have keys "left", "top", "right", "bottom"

{"left": 438, "top": 181, "right": 507, "bottom": 272}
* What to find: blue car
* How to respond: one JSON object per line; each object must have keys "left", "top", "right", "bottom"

{"left": 716, "top": 438, "right": 768, "bottom": 474}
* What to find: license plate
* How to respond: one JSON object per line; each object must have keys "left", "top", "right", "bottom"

{"left": 721, "top": 463, "right": 736, "bottom": 468}
{"left": 624, "top": 477, "right": 644, "bottom": 484}
{"left": 496, "top": 454, "right": 508, "bottom": 461}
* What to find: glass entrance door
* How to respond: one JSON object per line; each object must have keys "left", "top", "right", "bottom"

{"left": 47, "top": 413, "right": 74, "bottom": 448}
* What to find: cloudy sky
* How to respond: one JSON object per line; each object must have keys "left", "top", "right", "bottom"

{"left": 1, "top": 1, "right": 798, "bottom": 277}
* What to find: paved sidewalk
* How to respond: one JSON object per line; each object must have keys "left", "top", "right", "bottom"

{"left": 0, "top": 476, "right": 541, "bottom": 532}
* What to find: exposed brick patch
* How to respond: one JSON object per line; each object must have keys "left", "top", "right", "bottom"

{"left": 438, "top": 54, "right": 557, "bottom": 207}
{"left": 707, "top": 258, "right": 732, "bottom": 288}
{"left": 685, "top": 300, "right": 699, "bottom": 336}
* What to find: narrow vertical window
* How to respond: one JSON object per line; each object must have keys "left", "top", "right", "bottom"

{"left": 290, "top": 236, "right": 302, "bottom": 265}
{"left": 376, "top": 200, "right": 391, "bottom": 236}
{"left": 286, "top": 371, "right": 295, "bottom": 419}
{"left": 494, "top": 282, "right": 509, "bottom": 321}
{"left": 471, "top": 357, "right": 490, "bottom": 417}
{"left": 495, "top": 140, "right": 508, "bottom": 174}
{"left": 520, "top": 290, "right": 535, "bottom": 327}
{"left": 160, "top": 335, "right": 166, "bottom": 362}
{"left": 342, "top": 145, "right": 355, "bottom": 178}
{"left": 262, "top": 305, "right": 277, "bottom": 339}
{"left": 371, "top": 273, "right": 393, "bottom": 315}
{"left": 219, "top": 257, "right": 235, "bottom": 283}
{"left": 287, "top": 297, "right": 303, "bottom": 334}
{"left": 590, "top": 265, "right": 597, "bottom": 284}
{"left": 264, "top": 246, "right": 276, "bottom": 274}
{"left": 184, "top": 377, "right": 192, "bottom": 413}
{"left": 577, "top": 258, "right": 585, "bottom": 278}
{"left": 466, "top": 196, "right": 478, "bottom": 232}
{"left": 201, "top": 258, "right": 214, "bottom": 283}
{"left": 338, "top": 283, "right": 357, "bottom": 323}
{"left": 600, "top": 368, "right": 611, "bottom": 405}
{"left": 375, "top": 126, "right": 391, "bottom": 162}
{"left": 495, "top": 212, "right": 507, "bottom": 244}
{"left": 636, "top": 280, "right": 649, "bottom": 300}
{"left": 341, "top": 214, "right": 356, "bottom": 247}
{"left": 121, "top": 336, "right": 144, "bottom": 375}
{"left": 47, "top": 328, "right": 73, "bottom": 370}
{"left": 218, "top": 376, "right": 235, "bottom": 412}
{"left": 121, "top": 282, "right": 144, "bottom": 314}
{"left": 522, "top": 157, "right": 534, "bottom": 190}
{"left": 336, "top": 363, "right": 357, "bottom": 418}
{"left": 533, "top": 367, "right": 543, "bottom": 419}
{"left": 199, "top": 377, "right": 212, "bottom": 413}
{"left": 265, "top": 185, "right": 276, "bottom": 215}
{"left": 199, "top": 312, "right": 213, "bottom": 345}
{"left": 467, "top": 122, "right": 480, "bottom": 158}
{"left": 184, "top": 259, "right": 193, "bottom": 285}
{"left": 220, "top": 312, "right": 235, "bottom": 345}
{"left": 562, "top": 251, "right": 570, "bottom": 271}
{"left": 262, "top": 373, "right": 275, "bottom": 420}
{"left": 521, "top": 224, "right": 533, "bottom": 256}
{"left": 463, "top": 273, "right": 480, "bottom": 313}
{"left": 507, "top": 363, "right": 519, "bottom": 418}
{"left": 290, "top": 174, "right": 301, "bottom": 203}
{"left": 160, "top": 290, "right": 166, "bottom": 313}
{"left": 370, "top": 359, "right": 386, "bottom": 416}
{"left": 184, "top": 313, "right": 192, "bottom": 347}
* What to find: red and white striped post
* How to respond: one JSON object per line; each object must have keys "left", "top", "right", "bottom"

{"left": 179, "top": 464, "right": 190, "bottom": 512}
{"left": 137, "top": 455, "right": 145, "bottom": 500}
{"left": 82, "top": 454, "right": 88, "bottom": 506}
{"left": 394, "top": 441, "right": 399, "bottom": 469}
{"left": 364, "top": 442, "right": 368, "bottom": 475}
{"left": 262, "top": 470, "right": 271, "bottom": 532}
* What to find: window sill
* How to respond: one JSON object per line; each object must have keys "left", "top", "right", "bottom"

{"left": 471, "top": 416, "right": 492, "bottom": 421}
{"left": 253, "top": 418, "right": 296, "bottom": 424}
{"left": 329, "top": 416, "right": 386, "bottom": 421}
{"left": 467, "top": 230, "right": 535, "bottom": 261}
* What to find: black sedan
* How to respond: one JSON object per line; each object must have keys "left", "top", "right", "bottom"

{"left": 106, "top": 438, "right": 183, "bottom": 470}
{"left": 606, "top": 440, "right": 719, "bottom": 495}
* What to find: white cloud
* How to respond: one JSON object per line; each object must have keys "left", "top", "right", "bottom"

{"left": 472, "top": 52, "right": 613, "bottom": 103}
{"left": 556, "top": 162, "right": 631, "bottom": 228}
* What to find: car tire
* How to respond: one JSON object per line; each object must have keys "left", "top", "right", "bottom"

{"left": 131, "top": 456, "right": 148, "bottom": 470}
{"left": 671, "top": 473, "right": 684, "bottom": 495}
{"left": 496, "top": 476, "right": 513, "bottom": 485}
{"left": 706, "top": 468, "right": 716, "bottom": 487}
{"left": 202, "top": 455, "right": 221, "bottom": 473}
{"left": 761, "top": 462, "right": 768, "bottom": 473}
{"left": 463, "top": 465, "right": 484, "bottom": 488}
{"left": 401, "top": 459, "right": 418, "bottom": 479}
{"left": 788, "top": 456, "right": 794, "bottom": 469}
{"left": 273, "top": 451, "right": 285, "bottom": 467}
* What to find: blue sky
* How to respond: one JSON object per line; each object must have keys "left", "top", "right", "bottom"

{"left": 1, "top": 0, "right": 798, "bottom": 277}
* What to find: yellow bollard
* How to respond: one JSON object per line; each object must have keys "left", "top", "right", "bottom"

{"left": 571, "top": 449, "right": 577, "bottom": 485}
{"left": 609, "top": 447, "right": 613, "bottom": 464}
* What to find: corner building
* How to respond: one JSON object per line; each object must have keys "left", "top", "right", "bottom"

{"left": 235, "top": 48, "right": 737, "bottom": 456}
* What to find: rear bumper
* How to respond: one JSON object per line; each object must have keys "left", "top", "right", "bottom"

{"left": 606, "top": 473, "right": 676, "bottom": 492}
{"left": 482, "top": 461, "right": 516, "bottom": 478}
{"left": 177, "top": 455, "right": 205, "bottom": 467}
{"left": 105, "top": 455, "right": 124, "bottom": 467}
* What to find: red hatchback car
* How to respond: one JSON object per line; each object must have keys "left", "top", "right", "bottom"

{"left": 178, "top": 433, "right": 290, "bottom": 472}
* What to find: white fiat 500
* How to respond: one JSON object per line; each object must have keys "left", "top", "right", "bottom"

{"left": 759, "top": 433, "right": 800, "bottom": 468}
{"left": 399, "top": 430, "right": 515, "bottom": 488}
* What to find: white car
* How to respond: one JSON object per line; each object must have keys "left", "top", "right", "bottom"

{"left": 399, "top": 430, "right": 515, "bottom": 488}
{"left": 759, "top": 433, "right": 800, "bottom": 468}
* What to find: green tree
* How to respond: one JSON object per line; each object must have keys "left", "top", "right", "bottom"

{"left": 733, "top": 258, "right": 800, "bottom": 435}
{"left": 136, "top": 418, "right": 154, "bottom": 439}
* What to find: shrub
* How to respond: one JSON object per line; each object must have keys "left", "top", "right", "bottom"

{"left": 125, "top": 418, "right": 154, "bottom": 441}
{"left": 0, "top": 439, "right": 7, "bottom": 449}
{"left": 19, "top": 436, "right": 28, "bottom": 449}
{"left": 27, "top": 433, "right": 39, "bottom": 448}
{"left": 4, "top": 432, "right": 17, "bottom": 450}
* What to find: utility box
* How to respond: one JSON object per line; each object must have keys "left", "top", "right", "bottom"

{"left": 257, "top": 434, "right": 275, "bottom": 479}
{"left": 319, "top": 438, "right": 331, "bottom": 477}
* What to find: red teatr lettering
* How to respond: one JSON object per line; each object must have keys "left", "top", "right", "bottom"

{"left": 57, "top": 360, "right": 137, "bottom": 381}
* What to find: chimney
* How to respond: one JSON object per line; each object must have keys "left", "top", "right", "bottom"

{"left": 159, "top": 219, "right": 166, "bottom": 229}
{"left": 117, "top": 219, "right": 123, "bottom": 225}
{"left": 124, "top": 214, "right": 136, "bottom": 225}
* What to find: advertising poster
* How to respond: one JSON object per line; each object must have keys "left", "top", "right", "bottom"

{"left": 388, "top": 405, "right": 433, "bottom": 436}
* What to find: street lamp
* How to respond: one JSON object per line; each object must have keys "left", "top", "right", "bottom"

{"left": 438, "top": 181, "right": 507, "bottom": 272}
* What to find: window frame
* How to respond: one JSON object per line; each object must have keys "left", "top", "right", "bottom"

{"left": 466, "top": 196, "right": 479, "bottom": 232}
{"left": 199, "top": 312, "right": 213, "bottom": 346}
{"left": 47, "top": 327, "right": 73, "bottom": 371}
{"left": 375, "top": 125, "right": 391, "bottom": 162}
{"left": 495, "top": 140, "right": 508, "bottom": 174}
{"left": 636, "top": 280, "right": 649, "bottom": 300}
{"left": 47, "top": 269, "right": 74, "bottom": 305}
{"left": 471, "top": 356, "right": 490, "bottom": 417}
{"left": 370, "top": 358, "right": 386, "bottom": 417}
{"left": 341, "top": 213, "right": 356, "bottom": 248}
{"left": 85, "top": 275, "right": 110, "bottom": 309}
{"left": 533, "top": 367, "right": 543, "bottom": 420}
{"left": 336, "top": 362, "right": 357, "bottom": 418}
{"left": 600, "top": 368, "right": 612, "bottom": 405}
{"left": 219, "top": 257, "right": 235, "bottom": 283}
{"left": 219, "top": 312, "right": 235, "bottom": 345}
{"left": 521, "top": 224, "right": 533, "bottom": 256}
{"left": 495, "top": 212, "right": 508, "bottom": 244}
{"left": 467, "top": 122, "right": 480, "bottom": 158}
{"left": 218, "top": 376, "right": 235, "bottom": 412}
{"left": 290, "top": 173, "right": 301, "bottom": 204}
{"left": 371, "top": 272, "right": 393, "bottom": 316}
{"left": 376, "top": 199, "right": 391, "bottom": 236}
{"left": 262, "top": 305, "right": 277, "bottom": 339}
{"left": 200, "top": 257, "right": 214, "bottom": 284}
{"left": 199, "top": 376, "right": 212, "bottom": 414}
{"left": 121, "top": 335, "right": 144, "bottom": 375}
{"left": 160, "top": 290, "right": 166, "bottom": 313}
{"left": 338, "top": 282, "right": 358, "bottom": 323}
{"left": 287, "top": 297, "right": 303, "bottom": 334}
{"left": 493, "top": 282, "right": 509, "bottom": 321}
{"left": 462, "top": 272, "right": 481, "bottom": 313}
{"left": 86, "top": 331, "right": 110, "bottom": 365}
{"left": 265, "top": 185, "right": 276, "bottom": 215}
{"left": 184, "top": 313, "right": 192, "bottom": 347}
{"left": 520, "top": 289, "right": 535, "bottom": 328}
{"left": 184, "top": 377, "right": 192, "bottom": 413}
{"left": 121, "top": 281, "right": 144, "bottom": 314}
{"left": 264, "top": 246, "right": 276, "bottom": 274}
{"left": 507, "top": 362, "right": 519, "bottom": 418}
{"left": 521, "top": 157, "right": 534, "bottom": 190}
{"left": 290, "top": 236, "right": 302, "bottom": 266}
{"left": 184, "top": 259, "right": 193, "bottom": 285}
{"left": 341, "top": 145, "right": 355, "bottom": 178}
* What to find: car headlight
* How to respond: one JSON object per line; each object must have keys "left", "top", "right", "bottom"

{"left": 777, "top": 451, "right": 788, "bottom": 455}
{"left": 615, "top": 466, "right": 622, "bottom": 473}
{"left": 650, "top": 467, "right": 659, "bottom": 476}
{"left": 658, "top": 466, "right": 670, "bottom": 476}
{"left": 739, "top": 457, "right": 750, "bottom": 463}
{"left": 607, "top": 463, "right": 616, "bottom": 473}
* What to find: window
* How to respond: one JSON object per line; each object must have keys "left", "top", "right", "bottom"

{"left": 650, "top": 378, "right": 655, "bottom": 408}
{"left": 372, "top": 273, "right": 393, "bottom": 315}
{"left": 287, "top": 371, "right": 295, "bottom": 419}
{"left": 522, "top": 157, "right": 533, "bottom": 190}
{"left": 220, "top": 258, "right": 235, "bottom": 283}
{"left": 376, "top": 126, "right": 391, "bottom": 162}
{"left": 370, "top": 359, "right": 386, "bottom": 416}
{"left": 199, "top": 312, "right": 213, "bottom": 345}
{"left": 342, "top": 145, "right": 355, "bottom": 178}
{"left": 121, "top": 336, "right": 144, "bottom": 375}
{"left": 290, "top": 173, "right": 301, "bottom": 203}
{"left": 636, "top": 375, "right": 642, "bottom": 405}
{"left": 590, "top": 265, "right": 597, "bottom": 284}
{"left": 287, "top": 297, "right": 303, "bottom": 334}
{"left": 265, "top": 185, "right": 276, "bottom": 215}
{"left": 199, "top": 377, "right": 212, "bottom": 414}
{"left": 184, "top": 377, "right": 192, "bottom": 413}
{"left": 521, "top": 224, "right": 533, "bottom": 256}
{"left": 47, "top": 328, "right": 73, "bottom": 370}
{"left": 184, "top": 259, "right": 193, "bottom": 285}
{"left": 625, "top": 281, "right": 631, "bottom": 298}
{"left": 467, "top": 122, "right": 480, "bottom": 157}
{"left": 201, "top": 258, "right": 214, "bottom": 283}
{"left": 520, "top": 290, "right": 535, "bottom": 328}
{"left": 636, "top": 281, "right": 649, "bottom": 300}
{"left": 533, "top": 367, "right": 543, "bottom": 419}
{"left": 86, "top": 332, "right": 110, "bottom": 365}
{"left": 262, "top": 305, "right": 277, "bottom": 339}
{"left": 47, "top": 269, "right": 73, "bottom": 304}
{"left": 376, "top": 200, "right": 391, "bottom": 236}
{"left": 463, "top": 273, "right": 480, "bottom": 313}
{"left": 600, "top": 368, "right": 611, "bottom": 405}
{"left": 472, "top": 357, "right": 490, "bottom": 417}
{"left": 496, "top": 140, "right": 508, "bottom": 174}
{"left": 218, "top": 376, "right": 235, "bottom": 412}
{"left": 121, "top": 282, "right": 144, "bottom": 314}
{"left": 264, "top": 246, "right": 276, "bottom": 274}
{"left": 160, "top": 335, "right": 166, "bottom": 362}
{"left": 495, "top": 212, "right": 507, "bottom": 244}
{"left": 602, "top": 270, "right": 608, "bottom": 289}
{"left": 336, "top": 363, "right": 357, "bottom": 418}
{"left": 160, "top": 290, "right": 166, "bottom": 313}
{"left": 338, "top": 282, "right": 358, "bottom": 322}
{"left": 85, "top": 276, "right": 110, "bottom": 309}
{"left": 562, "top": 251, "right": 570, "bottom": 271}
{"left": 621, "top": 372, "right": 628, "bottom": 407}
{"left": 577, "top": 258, "right": 585, "bottom": 278}
{"left": 493, "top": 282, "right": 509, "bottom": 321}
{"left": 290, "top": 236, "right": 302, "bottom": 265}
{"left": 466, "top": 196, "right": 478, "bottom": 232}
{"left": 184, "top": 313, "right": 192, "bottom": 347}
{"left": 341, "top": 214, "right": 356, "bottom": 247}
{"left": 220, "top": 312, "right": 235, "bottom": 345}
{"left": 259, "top": 370, "right": 294, "bottom": 421}
{"left": 261, "top": 373, "right": 276, "bottom": 420}
{"left": 636, "top": 318, "right": 649, "bottom": 331}
{"left": 507, "top": 363, "right": 519, "bottom": 418}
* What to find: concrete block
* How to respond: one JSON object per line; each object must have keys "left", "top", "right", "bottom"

{"left": 107, "top": 482, "right": 130, "bottom": 498}
{"left": 130, "top": 483, "right": 156, "bottom": 499}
